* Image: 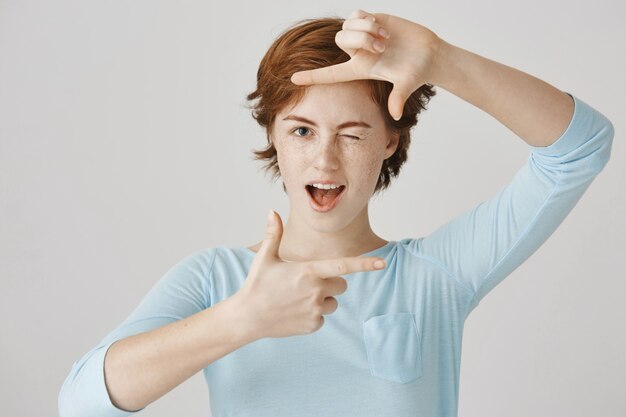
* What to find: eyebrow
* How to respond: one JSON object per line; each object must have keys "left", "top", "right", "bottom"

{"left": 282, "top": 115, "right": 372, "bottom": 129}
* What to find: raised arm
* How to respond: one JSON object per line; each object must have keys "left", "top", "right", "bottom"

{"left": 399, "top": 18, "right": 614, "bottom": 313}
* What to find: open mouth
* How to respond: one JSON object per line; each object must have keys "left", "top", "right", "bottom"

{"left": 305, "top": 185, "right": 346, "bottom": 212}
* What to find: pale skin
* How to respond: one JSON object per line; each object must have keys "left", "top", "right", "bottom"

{"left": 103, "top": 9, "right": 575, "bottom": 412}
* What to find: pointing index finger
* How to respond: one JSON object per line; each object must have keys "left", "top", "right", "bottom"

{"left": 306, "top": 256, "right": 387, "bottom": 278}
{"left": 290, "top": 61, "right": 357, "bottom": 85}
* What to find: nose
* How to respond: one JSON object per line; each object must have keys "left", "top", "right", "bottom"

{"left": 312, "top": 136, "right": 340, "bottom": 171}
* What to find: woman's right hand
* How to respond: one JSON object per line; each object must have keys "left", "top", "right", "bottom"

{"left": 231, "top": 210, "right": 387, "bottom": 340}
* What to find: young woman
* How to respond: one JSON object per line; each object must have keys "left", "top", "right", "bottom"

{"left": 59, "top": 9, "right": 614, "bottom": 417}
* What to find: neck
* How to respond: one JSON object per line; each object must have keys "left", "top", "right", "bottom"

{"left": 277, "top": 203, "right": 387, "bottom": 262}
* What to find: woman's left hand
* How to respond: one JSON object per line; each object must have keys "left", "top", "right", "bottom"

{"left": 290, "top": 9, "right": 443, "bottom": 121}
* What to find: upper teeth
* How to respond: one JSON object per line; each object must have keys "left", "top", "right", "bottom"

{"left": 311, "top": 183, "right": 341, "bottom": 190}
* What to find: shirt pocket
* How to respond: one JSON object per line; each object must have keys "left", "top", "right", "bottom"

{"left": 362, "top": 312, "right": 423, "bottom": 384}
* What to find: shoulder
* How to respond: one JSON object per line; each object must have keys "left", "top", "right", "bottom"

{"left": 179, "top": 245, "right": 255, "bottom": 277}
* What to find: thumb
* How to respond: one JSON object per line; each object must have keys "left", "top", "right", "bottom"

{"left": 388, "top": 82, "right": 414, "bottom": 121}
{"left": 257, "top": 209, "right": 283, "bottom": 261}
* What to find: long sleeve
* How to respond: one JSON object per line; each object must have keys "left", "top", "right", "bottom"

{"left": 58, "top": 248, "right": 215, "bottom": 417}
{"left": 408, "top": 93, "right": 614, "bottom": 316}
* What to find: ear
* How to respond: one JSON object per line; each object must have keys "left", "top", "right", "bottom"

{"left": 384, "top": 131, "right": 400, "bottom": 159}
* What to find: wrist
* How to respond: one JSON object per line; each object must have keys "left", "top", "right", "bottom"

{"left": 428, "top": 38, "right": 462, "bottom": 90}
{"left": 222, "top": 292, "right": 263, "bottom": 344}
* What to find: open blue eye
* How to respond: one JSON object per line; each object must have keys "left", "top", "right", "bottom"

{"left": 293, "top": 127, "right": 310, "bottom": 137}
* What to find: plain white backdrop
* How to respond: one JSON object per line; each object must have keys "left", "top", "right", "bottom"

{"left": 1, "top": 0, "right": 624, "bottom": 416}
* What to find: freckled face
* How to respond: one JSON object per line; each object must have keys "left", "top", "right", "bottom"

{"left": 270, "top": 81, "right": 399, "bottom": 232}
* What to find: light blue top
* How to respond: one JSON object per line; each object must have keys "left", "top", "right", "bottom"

{"left": 59, "top": 93, "right": 614, "bottom": 417}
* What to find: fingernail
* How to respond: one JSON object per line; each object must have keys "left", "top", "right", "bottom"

{"left": 267, "top": 209, "right": 275, "bottom": 226}
{"left": 373, "top": 40, "right": 385, "bottom": 52}
{"left": 378, "top": 28, "right": 389, "bottom": 38}
{"left": 374, "top": 260, "right": 386, "bottom": 269}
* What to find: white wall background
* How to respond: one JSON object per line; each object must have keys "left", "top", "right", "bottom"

{"left": 1, "top": 0, "right": 624, "bottom": 416}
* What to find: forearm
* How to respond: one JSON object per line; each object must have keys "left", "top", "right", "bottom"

{"left": 430, "top": 38, "right": 574, "bottom": 147}
{"left": 104, "top": 296, "right": 256, "bottom": 412}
